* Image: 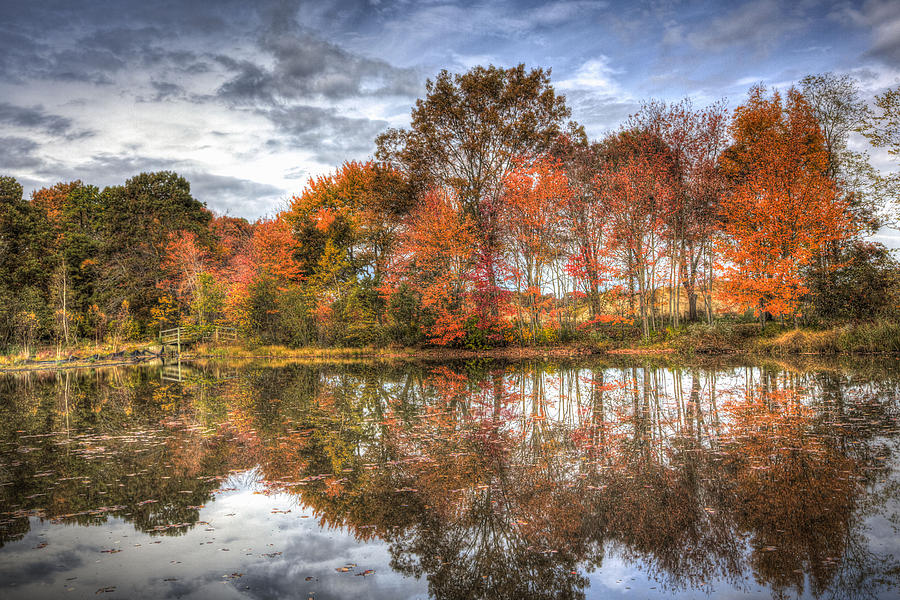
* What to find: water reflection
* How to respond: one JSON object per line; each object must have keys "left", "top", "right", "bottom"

{"left": 1, "top": 358, "right": 899, "bottom": 599}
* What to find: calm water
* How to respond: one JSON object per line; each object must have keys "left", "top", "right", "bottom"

{"left": 1, "top": 357, "right": 899, "bottom": 599}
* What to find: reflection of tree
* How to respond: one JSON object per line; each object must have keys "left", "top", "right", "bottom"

{"left": 240, "top": 360, "right": 900, "bottom": 600}
{"left": 2, "top": 359, "right": 899, "bottom": 600}
{"left": 0, "top": 367, "right": 252, "bottom": 546}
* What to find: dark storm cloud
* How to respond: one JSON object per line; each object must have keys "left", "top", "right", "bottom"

{"left": 185, "top": 172, "right": 284, "bottom": 216}
{"left": 144, "top": 81, "right": 187, "bottom": 102}
{"left": 0, "top": 103, "right": 93, "bottom": 139}
{"left": 263, "top": 105, "right": 389, "bottom": 164}
{"left": 0, "top": 31, "right": 48, "bottom": 84}
{"left": 0, "top": 137, "right": 44, "bottom": 170}
{"left": 846, "top": 0, "right": 900, "bottom": 64}
{"left": 216, "top": 32, "right": 421, "bottom": 103}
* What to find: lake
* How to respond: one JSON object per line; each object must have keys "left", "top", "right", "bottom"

{"left": 1, "top": 357, "right": 899, "bottom": 599}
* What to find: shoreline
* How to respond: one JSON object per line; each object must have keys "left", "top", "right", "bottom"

{"left": 2, "top": 321, "right": 899, "bottom": 373}
{"left": 2, "top": 338, "right": 899, "bottom": 374}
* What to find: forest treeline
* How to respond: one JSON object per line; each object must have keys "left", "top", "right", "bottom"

{"left": 1, "top": 65, "right": 899, "bottom": 352}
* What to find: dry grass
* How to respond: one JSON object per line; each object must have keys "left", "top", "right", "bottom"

{"left": 753, "top": 322, "right": 900, "bottom": 355}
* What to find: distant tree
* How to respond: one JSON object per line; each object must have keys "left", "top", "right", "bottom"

{"left": 0, "top": 176, "right": 51, "bottom": 349}
{"left": 596, "top": 130, "right": 675, "bottom": 337}
{"left": 98, "top": 171, "right": 211, "bottom": 328}
{"left": 627, "top": 99, "right": 729, "bottom": 323}
{"left": 860, "top": 85, "right": 900, "bottom": 222}
{"left": 806, "top": 241, "right": 899, "bottom": 321}
{"left": 283, "top": 161, "right": 411, "bottom": 344}
{"left": 501, "top": 156, "right": 570, "bottom": 339}
{"left": 31, "top": 181, "right": 102, "bottom": 345}
{"left": 160, "top": 230, "right": 223, "bottom": 329}
{"left": 553, "top": 134, "right": 614, "bottom": 321}
{"left": 801, "top": 73, "right": 885, "bottom": 233}
{"left": 285, "top": 161, "right": 411, "bottom": 282}
{"left": 387, "top": 188, "right": 478, "bottom": 346}
{"left": 800, "top": 73, "right": 868, "bottom": 179}
{"left": 861, "top": 85, "right": 900, "bottom": 160}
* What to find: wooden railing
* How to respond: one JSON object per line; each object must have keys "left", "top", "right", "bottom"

{"left": 159, "top": 326, "right": 238, "bottom": 353}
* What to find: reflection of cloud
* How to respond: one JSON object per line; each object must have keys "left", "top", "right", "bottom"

{"left": 0, "top": 484, "right": 428, "bottom": 600}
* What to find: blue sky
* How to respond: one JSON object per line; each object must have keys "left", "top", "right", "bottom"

{"left": 1, "top": 0, "right": 898, "bottom": 221}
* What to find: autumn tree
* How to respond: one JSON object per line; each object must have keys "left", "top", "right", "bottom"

{"left": 160, "top": 230, "right": 225, "bottom": 330}
{"left": 627, "top": 99, "right": 729, "bottom": 324}
{"left": 861, "top": 85, "right": 900, "bottom": 221}
{"left": 386, "top": 188, "right": 478, "bottom": 346}
{"left": 861, "top": 85, "right": 900, "bottom": 160}
{"left": 551, "top": 135, "right": 602, "bottom": 314}
{"left": 235, "top": 215, "right": 309, "bottom": 344}
{"left": 800, "top": 73, "right": 887, "bottom": 234}
{"left": 283, "top": 161, "right": 412, "bottom": 344}
{"left": 0, "top": 176, "right": 51, "bottom": 350}
{"left": 376, "top": 64, "right": 577, "bottom": 312}
{"left": 98, "top": 171, "right": 211, "bottom": 328}
{"left": 500, "top": 156, "right": 570, "bottom": 340}
{"left": 596, "top": 130, "right": 676, "bottom": 337}
{"left": 31, "top": 181, "right": 103, "bottom": 345}
{"left": 719, "top": 86, "right": 851, "bottom": 327}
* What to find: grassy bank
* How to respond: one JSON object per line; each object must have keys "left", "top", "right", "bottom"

{"left": 667, "top": 321, "right": 900, "bottom": 356}
{"left": 157, "top": 321, "right": 900, "bottom": 359}
{"left": 2, "top": 320, "right": 898, "bottom": 373}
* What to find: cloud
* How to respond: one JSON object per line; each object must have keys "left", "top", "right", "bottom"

{"left": 685, "top": 0, "right": 796, "bottom": 56}
{"left": 263, "top": 105, "right": 388, "bottom": 165}
{"left": 836, "top": 0, "right": 900, "bottom": 64}
{"left": 145, "top": 81, "right": 187, "bottom": 102}
{"left": 557, "top": 56, "right": 622, "bottom": 95}
{"left": 564, "top": 90, "right": 638, "bottom": 137}
{"left": 0, "top": 103, "right": 93, "bottom": 139}
{"left": 185, "top": 172, "right": 284, "bottom": 217}
{"left": 557, "top": 56, "right": 635, "bottom": 136}
{"left": 216, "top": 32, "right": 421, "bottom": 104}
{"left": 0, "top": 137, "right": 44, "bottom": 170}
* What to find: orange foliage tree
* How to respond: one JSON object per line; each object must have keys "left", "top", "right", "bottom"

{"left": 159, "top": 230, "right": 225, "bottom": 328}
{"left": 501, "top": 155, "right": 570, "bottom": 339}
{"left": 386, "top": 188, "right": 478, "bottom": 346}
{"left": 719, "top": 86, "right": 851, "bottom": 326}
{"left": 283, "top": 161, "right": 411, "bottom": 343}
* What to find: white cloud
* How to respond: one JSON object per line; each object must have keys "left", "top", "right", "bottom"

{"left": 558, "top": 56, "right": 624, "bottom": 95}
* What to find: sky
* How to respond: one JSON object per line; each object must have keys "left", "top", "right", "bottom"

{"left": 1, "top": 0, "right": 898, "bottom": 223}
